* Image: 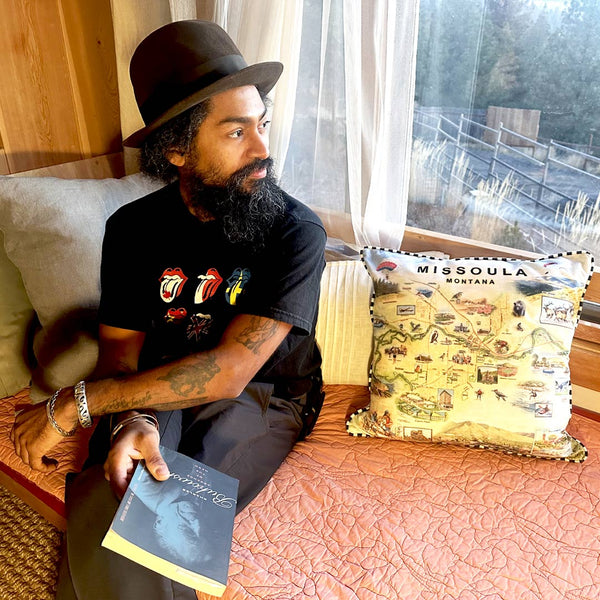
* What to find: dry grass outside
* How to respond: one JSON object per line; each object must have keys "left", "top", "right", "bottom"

{"left": 408, "top": 140, "right": 472, "bottom": 237}
{"left": 408, "top": 139, "right": 600, "bottom": 257}
{"left": 553, "top": 191, "right": 600, "bottom": 260}
{"left": 468, "top": 175, "right": 535, "bottom": 251}
{"left": 408, "top": 140, "right": 533, "bottom": 250}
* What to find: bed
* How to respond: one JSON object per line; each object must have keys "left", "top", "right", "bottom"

{"left": 2, "top": 384, "right": 600, "bottom": 598}
{"left": 1, "top": 157, "right": 600, "bottom": 599}
{"left": 214, "top": 384, "right": 600, "bottom": 599}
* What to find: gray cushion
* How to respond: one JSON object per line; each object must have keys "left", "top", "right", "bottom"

{"left": 0, "top": 230, "right": 34, "bottom": 397}
{"left": 0, "top": 174, "right": 163, "bottom": 400}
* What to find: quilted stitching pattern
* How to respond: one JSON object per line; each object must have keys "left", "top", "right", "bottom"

{"left": 202, "top": 386, "right": 600, "bottom": 599}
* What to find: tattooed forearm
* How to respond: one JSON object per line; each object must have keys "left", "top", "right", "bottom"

{"left": 103, "top": 391, "right": 154, "bottom": 414}
{"left": 157, "top": 352, "right": 221, "bottom": 397}
{"left": 94, "top": 353, "right": 220, "bottom": 415}
{"left": 234, "top": 316, "right": 280, "bottom": 355}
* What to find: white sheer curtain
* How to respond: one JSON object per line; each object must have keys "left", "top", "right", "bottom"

{"left": 110, "top": 0, "right": 420, "bottom": 248}
{"left": 280, "top": 0, "right": 420, "bottom": 247}
{"left": 110, "top": 0, "right": 198, "bottom": 173}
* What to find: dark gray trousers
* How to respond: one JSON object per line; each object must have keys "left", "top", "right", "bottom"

{"left": 56, "top": 383, "right": 303, "bottom": 600}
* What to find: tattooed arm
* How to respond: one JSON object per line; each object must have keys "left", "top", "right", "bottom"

{"left": 12, "top": 314, "right": 291, "bottom": 474}
{"left": 88, "top": 313, "right": 291, "bottom": 414}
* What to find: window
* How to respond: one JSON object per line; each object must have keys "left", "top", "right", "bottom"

{"left": 408, "top": 0, "right": 600, "bottom": 262}
{"left": 278, "top": 0, "right": 599, "bottom": 362}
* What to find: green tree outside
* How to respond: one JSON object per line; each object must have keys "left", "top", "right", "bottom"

{"left": 416, "top": 0, "right": 600, "bottom": 147}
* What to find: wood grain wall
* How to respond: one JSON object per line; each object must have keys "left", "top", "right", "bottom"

{"left": 0, "top": 0, "right": 121, "bottom": 174}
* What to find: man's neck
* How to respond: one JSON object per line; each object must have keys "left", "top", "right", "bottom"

{"left": 178, "top": 179, "right": 215, "bottom": 222}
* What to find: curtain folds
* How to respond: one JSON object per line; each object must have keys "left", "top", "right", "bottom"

{"left": 109, "top": 0, "right": 420, "bottom": 248}
{"left": 280, "top": 0, "right": 420, "bottom": 248}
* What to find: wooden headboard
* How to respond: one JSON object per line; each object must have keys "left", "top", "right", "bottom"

{"left": 11, "top": 153, "right": 125, "bottom": 180}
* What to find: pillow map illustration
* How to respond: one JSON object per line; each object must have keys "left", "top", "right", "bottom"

{"left": 346, "top": 248, "right": 594, "bottom": 462}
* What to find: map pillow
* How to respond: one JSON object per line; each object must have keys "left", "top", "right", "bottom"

{"left": 347, "top": 248, "right": 594, "bottom": 462}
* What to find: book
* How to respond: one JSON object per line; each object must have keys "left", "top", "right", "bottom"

{"left": 101, "top": 446, "right": 239, "bottom": 597}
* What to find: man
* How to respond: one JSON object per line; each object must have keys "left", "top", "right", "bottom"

{"left": 11, "top": 20, "right": 326, "bottom": 599}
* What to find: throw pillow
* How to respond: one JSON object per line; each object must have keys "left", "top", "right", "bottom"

{"left": 316, "top": 260, "right": 373, "bottom": 385}
{"left": 0, "top": 230, "right": 35, "bottom": 397}
{"left": 347, "top": 248, "right": 593, "bottom": 462}
{"left": 0, "top": 174, "right": 163, "bottom": 400}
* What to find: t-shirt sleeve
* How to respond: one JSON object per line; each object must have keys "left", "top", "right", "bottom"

{"left": 98, "top": 212, "right": 152, "bottom": 332}
{"left": 243, "top": 217, "right": 326, "bottom": 336}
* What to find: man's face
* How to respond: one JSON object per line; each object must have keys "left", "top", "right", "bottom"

{"left": 170, "top": 85, "right": 285, "bottom": 248}
{"left": 180, "top": 85, "right": 271, "bottom": 191}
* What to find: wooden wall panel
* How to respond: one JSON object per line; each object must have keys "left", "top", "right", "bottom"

{"left": 12, "top": 152, "right": 125, "bottom": 180}
{"left": 0, "top": 150, "right": 8, "bottom": 176}
{"left": 0, "top": 130, "right": 8, "bottom": 174}
{"left": 0, "top": 0, "right": 120, "bottom": 173}
{"left": 59, "top": 0, "right": 121, "bottom": 158}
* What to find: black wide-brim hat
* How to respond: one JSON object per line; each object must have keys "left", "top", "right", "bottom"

{"left": 123, "top": 20, "right": 283, "bottom": 148}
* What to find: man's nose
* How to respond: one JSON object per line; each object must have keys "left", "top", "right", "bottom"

{"left": 248, "top": 129, "right": 269, "bottom": 159}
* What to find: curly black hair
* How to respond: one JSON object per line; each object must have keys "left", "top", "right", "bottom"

{"left": 139, "top": 98, "right": 213, "bottom": 182}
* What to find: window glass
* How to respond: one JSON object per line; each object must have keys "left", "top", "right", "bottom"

{"left": 409, "top": 0, "right": 600, "bottom": 261}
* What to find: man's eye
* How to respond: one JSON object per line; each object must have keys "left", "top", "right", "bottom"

{"left": 260, "top": 120, "right": 271, "bottom": 130}
{"left": 229, "top": 129, "right": 243, "bottom": 138}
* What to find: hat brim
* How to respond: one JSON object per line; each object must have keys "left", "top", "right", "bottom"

{"left": 123, "top": 61, "right": 283, "bottom": 148}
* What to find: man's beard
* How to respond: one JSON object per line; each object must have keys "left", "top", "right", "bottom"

{"left": 186, "top": 157, "right": 286, "bottom": 249}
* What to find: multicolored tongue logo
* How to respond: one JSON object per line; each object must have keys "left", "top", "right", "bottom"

{"left": 225, "top": 268, "right": 251, "bottom": 305}
{"left": 195, "top": 268, "right": 223, "bottom": 303}
{"left": 159, "top": 268, "right": 188, "bottom": 303}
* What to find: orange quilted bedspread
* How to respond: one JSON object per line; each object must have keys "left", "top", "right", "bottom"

{"left": 2, "top": 385, "right": 600, "bottom": 599}
{"left": 205, "top": 385, "right": 600, "bottom": 600}
{"left": 0, "top": 388, "right": 92, "bottom": 519}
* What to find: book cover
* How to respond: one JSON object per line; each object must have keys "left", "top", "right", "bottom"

{"left": 101, "top": 446, "right": 239, "bottom": 596}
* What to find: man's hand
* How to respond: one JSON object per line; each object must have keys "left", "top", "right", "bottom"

{"left": 10, "top": 402, "right": 66, "bottom": 472}
{"left": 103, "top": 416, "right": 170, "bottom": 499}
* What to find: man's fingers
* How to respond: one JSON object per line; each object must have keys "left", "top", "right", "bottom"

{"left": 16, "top": 444, "right": 27, "bottom": 467}
{"left": 29, "top": 455, "right": 57, "bottom": 473}
{"left": 104, "top": 424, "right": 168, "bottom": 498}
{"left": 109, "top": 460, "right": 133, "bottom": 499}
{"left": 17, "top": 446, "right": 56, "bottom": 473}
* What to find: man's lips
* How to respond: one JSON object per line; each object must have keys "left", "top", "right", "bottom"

{"left": 248, "top": 167, "right": 267, "bottom": 179}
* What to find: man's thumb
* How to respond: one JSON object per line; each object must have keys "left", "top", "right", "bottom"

{"left": 145, "top": 451, "right": 170, "bottom": 481}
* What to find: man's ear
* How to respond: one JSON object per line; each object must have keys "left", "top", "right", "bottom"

{"left": 166, "top": 150, "right": 186, "bottom": 167}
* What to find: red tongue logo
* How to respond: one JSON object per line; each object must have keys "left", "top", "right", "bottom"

{"left": 159, "top": 268, "right": 188, "bottom": 303}
{"left": 195, "top": 268, "right": 223, "bottom": 304}
{"left": 165, "top": 307, "right": 187, "bottom": 323}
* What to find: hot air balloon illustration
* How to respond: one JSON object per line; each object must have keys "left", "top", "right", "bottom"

{"left": 376, "top": 260, "right": 397, "bottom": 279}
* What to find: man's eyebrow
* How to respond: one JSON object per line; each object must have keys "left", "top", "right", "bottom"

{"left": 217, "top": 108, "right": 268, "bottom": 126}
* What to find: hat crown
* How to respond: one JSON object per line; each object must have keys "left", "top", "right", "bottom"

{"left": 130, "top": 20, "right": 247, "bottom": 122}
{"left": 124, "top": 19, "right": 283, "bottom": 147}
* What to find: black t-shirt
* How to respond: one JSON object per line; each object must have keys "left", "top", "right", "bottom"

{"left": 98, "top": 182, "right": 326, "bottom": 398}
